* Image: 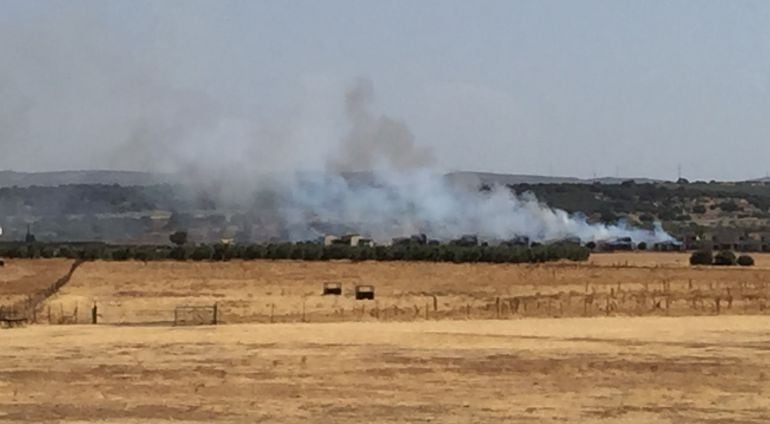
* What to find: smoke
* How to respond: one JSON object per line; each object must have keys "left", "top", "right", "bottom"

{"left": 0, "top": 4, "right": 674, "bottom": 245}
{"left": 330, "top": 79, "right": 434, "bottom": 172}
{"left": 261, "top": 80, "right": 673, "bottom": 245}
{"left": 270, "top": 169, "right": 673, "bottom": 244}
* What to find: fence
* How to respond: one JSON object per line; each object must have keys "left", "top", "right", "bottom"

{"left": 0, "top": 260, "right": 84, "bottom": 325}
{"left": 28, "top": 280, "right": 770, "bottom": 326}
{"left": 174, "top": 304, "right": 218, "bottom": 326}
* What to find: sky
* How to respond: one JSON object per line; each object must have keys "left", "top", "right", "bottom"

{"left": 1, "top": 0, "right": 770, "bottom": 180}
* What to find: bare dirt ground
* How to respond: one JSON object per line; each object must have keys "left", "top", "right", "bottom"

{"left": 37, "top": 253, "right": 770, "bottom": 324}
{"left": 1, "top": 316, "right": 769, "bottom": 423}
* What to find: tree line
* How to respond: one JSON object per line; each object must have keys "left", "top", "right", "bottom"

{"left": 0, "top": 240, "right": 590, "bottom": 264}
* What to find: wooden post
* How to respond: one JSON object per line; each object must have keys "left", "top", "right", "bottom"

{"left": 715, "top": 297, "right": 720, "bottom": 315}
{"left": 91, "top": 303, "right": 98, "bottom": 324}
{"left": 433, "top": 295, "right": 438, "bottom": 312}
{"left": 213, "top": 303, "right": 218, "bottom": 325}
{"left": 301, "top": 300, "right": 306, "bottom": 323}
{"left": 425, "top": 302, "right": 429, "bottom": 320}
{"left": 495, "top": 297, "right": 501, "bottom": 318}
{"left": 73, "top": 303, "right": 78, "bottom": 324}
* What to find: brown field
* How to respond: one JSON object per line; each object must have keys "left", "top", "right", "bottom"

{"left": 34, "top": 253, "right": 770, "bottom": 324}
{"left": 0, "top": 259, "right": 74, "bottom": 309}
{"left": 1, "top": 317, "right": 770, "bottom": 423}
{"left": 3, "top": 254, "right": 770, "bottom": 422}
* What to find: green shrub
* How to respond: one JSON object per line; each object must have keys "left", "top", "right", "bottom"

{"left": 111, "top": 248, "right": 132, "bottom": 261}
{"left": 713, "top": 250, "right": 737, "bottom": 266}
{"left": 690, "top": 250, "right": 713, "bottom": 265}
{"left": 191, "top": 244, "right": 213, "bottom": 261}
{"left": 737, "top": 254, "right": 755, "bottom": 267}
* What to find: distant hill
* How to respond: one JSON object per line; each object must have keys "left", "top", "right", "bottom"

{"left": 4, "top": 169, "right": 763, "bottom": 189}
{"left": 444, "top": 171, "right": 665, "bottom": 189}
{"left": 0, "top": 169, "right": 666, "bottom": 188}
{"left": 0, "top": 170, "right": 171, "bottom": 187}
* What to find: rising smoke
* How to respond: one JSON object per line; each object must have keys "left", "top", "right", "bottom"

{"left": 0, "top": 4, "right": 673, "bottom": 244}
{"left": 265, "top": 80, "right": 674, "bottom": 245}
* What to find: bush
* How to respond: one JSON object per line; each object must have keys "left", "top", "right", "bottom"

{"left": 690, "top": 250, "right": 713, "bottom": 265}
{"left": 636, "top": 242, "right": 647, "bottom": 251}
{"left": 737, "top": 254, "right": 755, "bottom": 267}
{"left": 713, "top": 250, "right": 737, "bottom": 266}
{"left": 169, "top": 231, "right": 188, "bottom": 246}
{"left": 718, "top": 201, "right": 741, "bottom": 212}
{"left": 191, "top": 244, "right": 213, "bottom": 261}
{"left": 638, "top": 214, "right": 655, "bottom": 223}
{"left": 111, "top": 248, "right": 132, "bottom": 261}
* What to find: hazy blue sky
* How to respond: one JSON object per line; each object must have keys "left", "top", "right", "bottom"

{"left": 1, "top": 0, "right": 770, "bottom": 180}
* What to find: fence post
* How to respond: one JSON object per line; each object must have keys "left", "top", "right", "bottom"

{"left": 425, "top": 302, "right": 429, "bottom": 320}
{"left": 433, "top": 295, "right": 438, "bottom": 312}
{"left": 91, "top": 303, "right": 98, "bottom": 324}
{"left": 213, "top": 303, "right": 218, "bottom": 325}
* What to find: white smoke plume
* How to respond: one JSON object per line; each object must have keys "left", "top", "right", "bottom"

{"left": 257, "top": 79, "right": 674, "bottom": 245}
{"left": 269, "top": 170, "right": 673, "bottom": 244}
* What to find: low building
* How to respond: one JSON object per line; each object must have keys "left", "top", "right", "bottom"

{"left": 324, "top": 234, "right": 374, "bottom": 247}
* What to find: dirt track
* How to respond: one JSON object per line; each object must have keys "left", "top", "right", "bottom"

{"left": 2, "top": 316, "right": 770, "bottom": 423}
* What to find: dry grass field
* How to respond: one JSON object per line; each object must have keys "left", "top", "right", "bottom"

{"left": 0, "top": 259, "right": 74, "bottom": 310}
{"left": 1, "top": 317, "right": 769, "bottom": 423}
{"left": 36, "top": 253, "right": 770, "bottom": 324}
{"left": 3, "top": 254, "right": 770, "bottom": 422}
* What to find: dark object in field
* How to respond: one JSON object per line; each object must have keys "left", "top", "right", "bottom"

{"left": 0, "top": 259, "right": 4, "bottom": 267}
{"left": 1, "top": 317, "right": 27, "bottom": 328}
{"left": 323, "top": 282, "right": 342, "bottom": 296}
{"left": 355, "top": 285, "right": 375, "bottom": 300}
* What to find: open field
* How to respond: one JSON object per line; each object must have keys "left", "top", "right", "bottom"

{"left": 588, "top": 252, "right": 770, "bottom": 268}
{"left": 29, "top": 253, "right": 770, "bottom": 324}
{"left": 0, "top": 259, "right": 75, "bottom": 311}
{"left": 1, "top": 316, "right": 770, "bottom": 423}
{"left": 3, "top": 255, "right": 770, "bottom": 422}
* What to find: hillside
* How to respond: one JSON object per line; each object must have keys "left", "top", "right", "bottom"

{"left": 1, "top": 171, "right": 770, "bottom": 243}
{"left": 0, "top": 170, "right": 172, "bottom": 188}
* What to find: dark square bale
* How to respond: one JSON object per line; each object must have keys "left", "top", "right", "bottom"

{"left": 323, "top": 282, "right": 342, "bottom": 296}
{"left": 355, "top": 285, "right": 375, "bottom": 300}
